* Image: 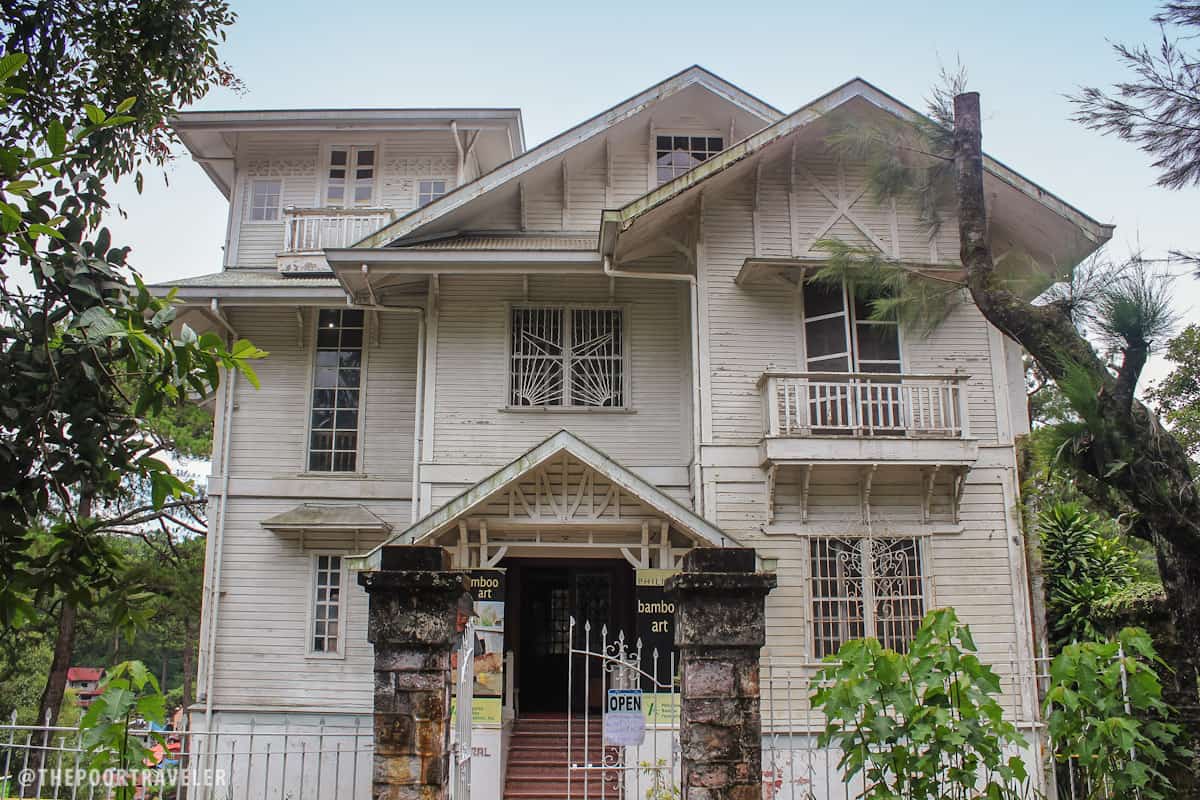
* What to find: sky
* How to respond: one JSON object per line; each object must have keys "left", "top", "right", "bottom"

{"left": 105, "top": 0, "right": 1200, "bottom": 383}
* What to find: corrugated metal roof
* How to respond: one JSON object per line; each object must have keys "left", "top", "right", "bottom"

{"left": 397, "top": 234, "right": 598, "bottom": 251}
{"left": 154, "top": 271, "right": 341, "bottom": 289}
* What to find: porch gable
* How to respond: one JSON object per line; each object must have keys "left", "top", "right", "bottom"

{"left": 346, "top": 430, "right": 737, "bottom": 571}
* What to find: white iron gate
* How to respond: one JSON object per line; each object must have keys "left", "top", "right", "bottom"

{"left": 450, "top": 619, "right": 474, "bottom": 800}
{"left": 567, "top": 617, "right": 680, "bottom": 799}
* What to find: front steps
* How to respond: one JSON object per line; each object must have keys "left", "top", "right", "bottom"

{"left": 503, "top": 713, "right": 622, "bottom": 799}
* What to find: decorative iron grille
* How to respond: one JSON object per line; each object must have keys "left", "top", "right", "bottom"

{"left": 809, "top": 536, "right": 926, "bottom": 658}
{"left": 509, "top": 307, "right": 625, "bottom": 408}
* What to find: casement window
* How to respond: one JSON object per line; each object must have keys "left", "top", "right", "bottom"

{"left": 308, "top": 309, "right": 364, "bottom": 472}
{"left": 802, "top": 281, "right": 903, "bottom": 432}
{"left": 802, "top": 280, "right": 900, "bottom": 374}
{"left": 311, "top": 554, "right": 344, "bottom": 654}
{"left": 809, "top": 537, "right": 926, "bottom": 659}
{"left": 248, "top": 179, "right": 282, "bottom": 221}
{"left": 509, "top": 306, "right": 626, "bottom": 408}
{"left": 325, "top": 146, "right": 376, "bottom": 207}
{"left": 417, "top": 179, "right": 448, "bottom": 207}
{"left": 655, "top": 134, "right": 723, "bottom": 185}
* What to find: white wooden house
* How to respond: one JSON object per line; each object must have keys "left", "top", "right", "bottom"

{"left": 162, "top": 66, "right": 1112, "bottom": 798}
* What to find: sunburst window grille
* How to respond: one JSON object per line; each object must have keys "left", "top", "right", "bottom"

{"left": 510, "top": 307, "right": 625, "bottom": 408}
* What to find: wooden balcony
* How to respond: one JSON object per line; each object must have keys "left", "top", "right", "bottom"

{"left": 277, "top": 207, "right": 394, "bottom": 274}
{"left": 758, "top": 371, "right": 977, "bottom": 466}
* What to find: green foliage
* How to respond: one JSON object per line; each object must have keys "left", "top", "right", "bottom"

{"left": 1147, "top": 323, "right": 1200, "bottom": 457}
{"left": 809, "top": 238, "right": 966, "bottom": 335}
{"left": 1044, "top": 628, "right": 1189, "bottom": 800}
{"left": 638, "top": 759, "right": 680, "bottom": 800}
{"left": 811, "top": 608, "right": 1030, "bottom": 800}
{"left": 1093, "top": 581, "right": 1169, "bottom": 629}
{"left": 1039, "top": 501, "right": 1140, "bottom": 647}
{"left": 79, "top": 660, "right": 167, "bottom": 800}
{"left": 0, "top": 48, "right": 264, "bottom": 629}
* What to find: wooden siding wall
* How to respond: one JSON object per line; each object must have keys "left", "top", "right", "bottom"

{"left": 429, "top": 273, "right": 692, "bottom": 468}
{"left": 224, "top": 308, "right": 418, "bottom": 483}
{"left": 208, "top": 307, "right": 420, "bottom": 712}
{"left": 699, "top": 147, "right": 1028, "bottom": 677}
{"left": 208, "top": 500, "right": 403, "bottom": 712}
{"left": 231, "top": 132, "right": 460, "bottom": 269}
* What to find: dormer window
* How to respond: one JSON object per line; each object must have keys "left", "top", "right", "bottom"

{"left": 655, "top": 134, "right": 723, "bottom": 185}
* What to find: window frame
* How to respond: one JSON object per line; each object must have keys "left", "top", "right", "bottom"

{"left": 246, "top": 177, "right": 284, "bottom": 223}
{"left": 800, "top": 280, "right": 904, "bottom": 374}
{"left": 649, "top": 128, "right": 725, "bottom": 187}
{"left": 320, "top": 142, "right": 380, "bottom": 209}
{"left": 306, "top": 552, "right": 348, "bottom": 660}
{"left": 416, "top": 178, "right": 449, "bottom": 208}
{"left": 804, "top": 534, "right": 930, "bottom": 662}
{"left": 303, "top": 308, "right": 370, "bottom": 475}
{"left": 504, "top": 303, "right": 631, "bottom": 411}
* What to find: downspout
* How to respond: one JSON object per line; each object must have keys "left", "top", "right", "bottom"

{"left": 355, "top": 268, "right": 427, "bottom": 524}
{"left": 602, "top": 255, "right": 704, "bottom": 517}
{"left": 202, "top": 299, "right": 238, "bottom": 730}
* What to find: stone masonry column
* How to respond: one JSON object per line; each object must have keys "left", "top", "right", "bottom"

{"left": 667, "top": 548, "right": 777, "bottom": 800}
{"left": 358, "top": 546, "right": 470, "bottom": 800}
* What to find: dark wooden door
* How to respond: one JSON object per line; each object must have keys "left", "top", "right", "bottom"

{"left": 513, "top": 560, "right": 632, "bottom": 713}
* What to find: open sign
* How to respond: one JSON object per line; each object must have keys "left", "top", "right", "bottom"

{"left": 604, "top": 689, "right": 645, "bottom": 746}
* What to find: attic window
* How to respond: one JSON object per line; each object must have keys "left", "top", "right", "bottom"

{"left": 655, "top": 134, "right": 723, "bottom": 185}
{"left": 418, "top": 179, "right": 447, "bottom": 207}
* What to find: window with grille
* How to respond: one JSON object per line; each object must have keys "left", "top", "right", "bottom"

{"left": 308, "top": 309, "right": 364, "bottom": 472}
{"left": 809, "top": 537, "right": 925, "bottom": 659}
{"left": 418, "top": 179, "right": 448, "bottom": 207}
{"left": 325, "top": 146, "right": 376, "bottom": 207}
{"left": 655, "top": 134, "right": 723, "bottom": 185}
{"left": 509, "top": 307, "right": 625, "bottom": 408}
{"left": 249, "top": 179, "right": 282, "bottom": 221}
{"left": 311, "top": 555, "right": 343, "bottom": 654}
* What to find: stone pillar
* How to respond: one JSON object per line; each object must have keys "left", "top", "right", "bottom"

{"left": 667, "top": 548, "right": 777, "bottom": 800}
{"left": 358, "top": 546, "right": 470, "bottom": 800}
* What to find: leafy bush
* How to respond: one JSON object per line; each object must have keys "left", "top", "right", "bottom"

{"left": 1039, "top": 501, "right": 1139, "bottom": 647}
{"left": 79, "top": 660, "right": 168, "bottom": 799}
{"left": 811, "top": 608, "right": 1029, "bottom": 800}
{"left": 1044, "top": 628, "right": 1189, "bottom": 800}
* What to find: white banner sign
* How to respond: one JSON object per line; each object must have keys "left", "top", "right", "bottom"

{"left": 603, "top": 689, "right": 646, "bottom": 746}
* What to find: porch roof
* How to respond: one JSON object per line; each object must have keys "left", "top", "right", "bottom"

{"left": 346, "top": 430, "right": 737, "bottom": 571}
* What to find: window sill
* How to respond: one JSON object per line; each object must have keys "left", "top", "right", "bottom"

{"left": 499, "top": 406, "right": 637, "bottom": 414}
{"left": 305, "top": 650, "right": 347, "bottom": 662}
{"left": 297, "top": 471, "right": 371, "bottom": 479}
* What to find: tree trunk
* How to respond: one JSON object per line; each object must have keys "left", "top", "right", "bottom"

{"left": 1015, "top": 435, "right": 1050, "bottom": 666}
{"left": 36, "top": 599, "right": 77, "bottom": 727}
{"left": 1153, "top": 532, "right": 1200, "bottom": 796}
{"left": 953, "top": 90, "right": 1200, "bottom": 797}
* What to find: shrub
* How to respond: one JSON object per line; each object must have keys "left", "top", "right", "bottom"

{"left": 811, "top": 608, "right": 1029, "bottom": 800}
{"left": 1044, "top": 627, "right": 1188, "bottom": 800}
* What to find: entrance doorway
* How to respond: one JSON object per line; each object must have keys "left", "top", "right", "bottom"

{"left": 505, "top": 558, "right": 634, "bottom": 713}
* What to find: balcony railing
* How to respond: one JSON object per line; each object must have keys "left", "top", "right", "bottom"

{"left": 282, "top": 207, "right": 394, "bottom": 253}
{"left": 761, "top": 371, "right": 969, "bottom": 439}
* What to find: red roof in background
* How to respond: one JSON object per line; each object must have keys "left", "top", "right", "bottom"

{"left": 67, "top": 667, "right": 104, "bottom": 683}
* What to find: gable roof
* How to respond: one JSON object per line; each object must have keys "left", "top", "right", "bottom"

{"left": 346, "top": 430, "right": 739, "bottom": 570}
{"left": 356, "top": 66, "right": 783, "bottom": 249}
{"left": 599, "top": 78, "right": 1113, "bottom": 268}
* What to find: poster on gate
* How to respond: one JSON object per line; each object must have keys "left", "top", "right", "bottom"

{"left": 451, "top": 569, "right": 506, "bottom": 724}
